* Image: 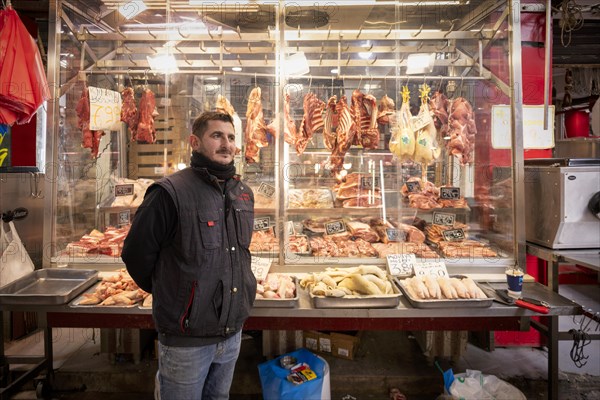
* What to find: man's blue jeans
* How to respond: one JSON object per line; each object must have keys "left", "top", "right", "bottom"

{"left": 156, "top": 331, "right": 242, "bottom": 400}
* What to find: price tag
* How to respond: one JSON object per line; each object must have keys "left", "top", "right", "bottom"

{"left": 405, "top": 181, "right": 421, "bottom": 193}
{"left": 411, "top": 111, "right": 434, "bottom": 132}
{"left": 250, "top": 256, "right": 272, "bottom": 281}
{"left": 386, "top": 254, "right": 416, "bottom": 277}
{"left": 253, "top": 217, "right": 271, "bottom": 231}
{"left": 442, "top": 228, "right": 466, "bottom": 242}
{"left": 440, "top": 187, "right": 461, "bottom": 200}
{"left": 115, "top": 184, "right": 135, "bottom": 197}
{"left": 433, "top": 212, "right": 456, "bottom": 226}
{"left": 360, "top": 176, "right": 380, "bottom": 189}
{"left": 88, "top": 86, "right": 123, "bottom": 131}
{"left": 413, "top": 261, "right": 449, "bottom": 277}
{"left": 257, "top": 182, "right": 276, "bottom": 198}
{"left": 385, "top": 228, "right": 407, "bottom": 242}
{"left": 287, "top": 221, "right": 296, "bottom": 236}
{"left": 118, "top": 210, "right": 131, "bottom": 226}
{"left": 325, "top": 220, "right": 346, "bottom": 235}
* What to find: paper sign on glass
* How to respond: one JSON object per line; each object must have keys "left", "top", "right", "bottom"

{"left": 250, "top": 257, "right": 272, "bottom": 281}
{"left": 413, "top": 261, "right": 449, "bottom": 277}
{"left": 88, "top": 86, "right": 123, "bottom": 131}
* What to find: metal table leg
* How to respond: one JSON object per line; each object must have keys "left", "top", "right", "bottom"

{"left": 547, "top": 259, "right": 560, "bottom": 400}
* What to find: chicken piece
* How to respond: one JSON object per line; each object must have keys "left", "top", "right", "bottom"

{"left": 413, "top": 84, "right": 441, "bottom": 166}
{"left": 389, "top": 86, "right": 415, "bottom": 160}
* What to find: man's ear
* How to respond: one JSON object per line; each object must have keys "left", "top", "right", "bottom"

{"left": 189, "top": 134, "right": 199, "bottom": 150}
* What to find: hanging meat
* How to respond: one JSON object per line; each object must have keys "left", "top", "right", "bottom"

{"left": 244, "top": 87, "right": 268, "bottom": 163}
{"left": 328, "top": 96, "right": 355, "bottom": 175}
{"left": 412, "top": 83, "right": 441, "bottom": 166}
{"left": 389, "top": 86, "right": 415, "bottom": 160}
{"left": 447, "top": 97, "right": 477, "bottom": 165}
{"left": 76, "top": 84, "right": 105, "bottom": 158}
{"left": 136, "top": 89, "right": 158, "bottom": 144}
{"left": 350, "top": 89, "right": 364, "bottom": 145}
{"left": 377, "top": 94, "right": 396, "bottom": 125}
{"left": 361, "top": 93, "right": 380, "bottom": 149}
{"left": 120, "top": 87, "right": 138, "bottom": 141}
{"left": 216, "top": 94, "right": 235, "bottom": 116}
{"left": 0, "top": 7, "right": 50, "bottom": 125}
{"left": 322, "top": 95, "right": 338, "bottom": 151}
{"left": 296, "top": 92, "right": 325, "bottom": 155}
{"left": 265, "top": 92, "right": 297, "bottom": 146}
{"left": 429, "top": 91, "right": 449, "bottom": 139}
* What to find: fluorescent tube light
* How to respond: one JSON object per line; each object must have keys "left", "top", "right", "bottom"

{"left": 118, "top": 0, "right": 147, "bottom": 20}
{"left": 147, "top": 54, "right": 179, "bottom": 73}
{"left": 232, "top": 67, "right": 243, "bottom": 72}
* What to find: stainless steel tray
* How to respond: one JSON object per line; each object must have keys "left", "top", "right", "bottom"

{"left": 395, "top": 277, "right": 493, "bottom": 309}
{"left": 0, "top": 269, "right": 99, "bottom": 305}
{"left": 254, "top": 277, "right": 299, "bottom": 308}
{"left": 309, "top": 279, "right": 401, "bottom": 309}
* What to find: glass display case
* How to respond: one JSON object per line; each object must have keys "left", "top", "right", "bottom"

{"left": 44, "top": 0, "right": 524, "bottom": 275}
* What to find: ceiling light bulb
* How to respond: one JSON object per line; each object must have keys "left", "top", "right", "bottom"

{"left": 331, "top": 68, "right": 339, "bottom": 74}
{"left": 118, "top": 0, "right": 147, "bottom": 20}
{"left": 232, "top": 67, "right": 243, "bottom": 72}
{"left": 359, "top": 52, "right": 372, "bottom": 59}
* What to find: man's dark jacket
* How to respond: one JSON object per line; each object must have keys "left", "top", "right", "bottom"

{"left": 122, "top": 167, "right": 256, "bottom": 345}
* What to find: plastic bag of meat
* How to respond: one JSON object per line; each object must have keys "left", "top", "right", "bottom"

{"left": 412, "top": 84, "right": 441, "bottom": 165}
{"left": 389, "top": 86, "right": 415, "bottom": 160}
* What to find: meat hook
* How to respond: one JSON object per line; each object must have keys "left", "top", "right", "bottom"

{"left": 444, "top": 22, "right": 455, "bottom": 38}
{"left": 236, "top": 25, "right": 242, "bottom": 39}
{"left": 199, "top": 41, "right": 206, "bottom": 52}
{"left": 210, "top": 55, "right": 216, "bottom": 65}
{"left": 297, "top": 25, "right": 301, "bottom": 38}
{"left": 369, "top": 56, "right": 377, "bottom": 65}
{"left": 411, "top": 24, "right": 423, "bottom": 38}
{"left": 237, "top": 55, "right": 242, "bottom": 65}
{"left": 178, "top": 25, "right": 190, "bottom": 39}
{"left": 385, "top": 26, "right": 393, "bottom": 38}
{"left": 319, "top": 54, "right": 323, "bottom": 66}
{"left": 183, "top": 54, "right": 192, "bottom": 66}
{"left": 248, "top": 43, "right": 252, "bottom": 53}
{"left": 417, "top": 41, "right": 424, "bottom": 51}
{"left": 264, "top": 54, "right": 268, "bottom": 65}
{"left": 356, "top": 24, "right": 363, "bottom": 39}
{"left": 127, "top": 54, "right": 137, "bottom": 66}
{"left": 358, "top": 76, "right": 363, "bottom": 90}
{"left": 346, "top": 55, "right": 351, "bottom": 66}
{"left": 147, "top": 27, "right": 156, "bottom": 39}
{"left": 116, "top": 27, "right": 126, "bottom": 39}
{"left": 437, "top": 40, "right": 449, "bottom": 51}
{"left": 207, "top": 26, "right": 214, "bottom": 39}
{"left": 327, "top": 24, "right": 332, "bottom": 40}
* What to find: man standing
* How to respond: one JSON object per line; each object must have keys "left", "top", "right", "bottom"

{"left": 122, "top": 111, "right": 256, "bottom": 399}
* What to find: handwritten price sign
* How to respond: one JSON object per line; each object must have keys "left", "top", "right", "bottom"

{"left": 413, "top": 261, "right": 449, "bottom": 277}
{"left": 386, "top": 253, "right": 416, "bottom": 277}
{"left": 88, "top": 86, "right": 123, "bottom": 131}
{"left": 257, "top": 182, "right": 276, "bottom": 198}
{"left": 250, "top": 256, "right": 272, "bottom": 281}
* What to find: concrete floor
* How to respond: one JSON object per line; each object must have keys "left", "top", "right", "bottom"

{"left": 5, "top": 326, "right": 600, "bottom": 400}
{"left": 4, "top": 285, "right": 599, "bottom": 399}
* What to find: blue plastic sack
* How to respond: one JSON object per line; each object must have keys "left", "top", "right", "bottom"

{"left": 258, "top": 348, "right": 328, "bottom": 400}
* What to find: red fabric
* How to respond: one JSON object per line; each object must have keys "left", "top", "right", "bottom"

{"left": 0, "top": 8, "right": 50, "bottom": 126}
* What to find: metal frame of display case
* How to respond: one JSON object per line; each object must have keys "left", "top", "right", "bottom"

{"left": 25, "top": 2, "right": 578, "bottom": 400}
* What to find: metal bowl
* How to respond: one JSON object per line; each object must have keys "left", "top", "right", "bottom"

{"left": 280, "top": 355, "right": 297, "bottom": 369}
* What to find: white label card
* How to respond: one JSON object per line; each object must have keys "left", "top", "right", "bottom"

{"left": 433, "top": 212, "right": 456, "bottom": 226}
{"left": 257, "top": 182, "right": 276, "bottom": 198}
{"left": 250, "top": 257, "right": 272, "bottom": 281}
{"left": 413, "top": 261, "right": 449, "bottom": 277}
{"left": 442, "top": 228, "right": 466, "bottom": 241}
{"left": 386, "top": 254, "right": 416, "bottom": 277}
{"left": 115, "top": 184, "right": 134, "bottom": 197}
{"left": 118, "top": 210, "right": 131, "bottom": 226}
{"left": 411, "top": 111, "right": 434, "bottom": 132}
{"left": 440, "top": 187, "right": 461, "bottom": 200}
{"left": 325, "top": 220, "right": 346, "bottom": 235}
{"left": 253, "top": 217, "right": 271, "bottom": 231}
{"left": 287, "top": 221, "right": 296, "bottom": 236}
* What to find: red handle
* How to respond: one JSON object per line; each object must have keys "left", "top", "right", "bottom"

{"left": 515, "top": 299, "right": 549, "bottom": 314}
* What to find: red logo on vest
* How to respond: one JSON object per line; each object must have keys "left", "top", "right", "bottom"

{"left": 207, "top": 221, "right": 215, "bottom": 227}
{"left": 238, "top": 193, "right": 250, "bottom": 201}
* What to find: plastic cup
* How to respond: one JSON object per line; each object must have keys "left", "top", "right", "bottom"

{"left": 506, "top": 268, "right": 524, "bottom": 298}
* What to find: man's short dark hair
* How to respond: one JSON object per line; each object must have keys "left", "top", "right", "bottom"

{"left": 192, "top": 112, "right": 234, "bottom": 138}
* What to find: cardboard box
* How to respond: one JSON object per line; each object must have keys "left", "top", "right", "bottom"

{"left": 303, "top": 330, "right": 361, "bottom": 360}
